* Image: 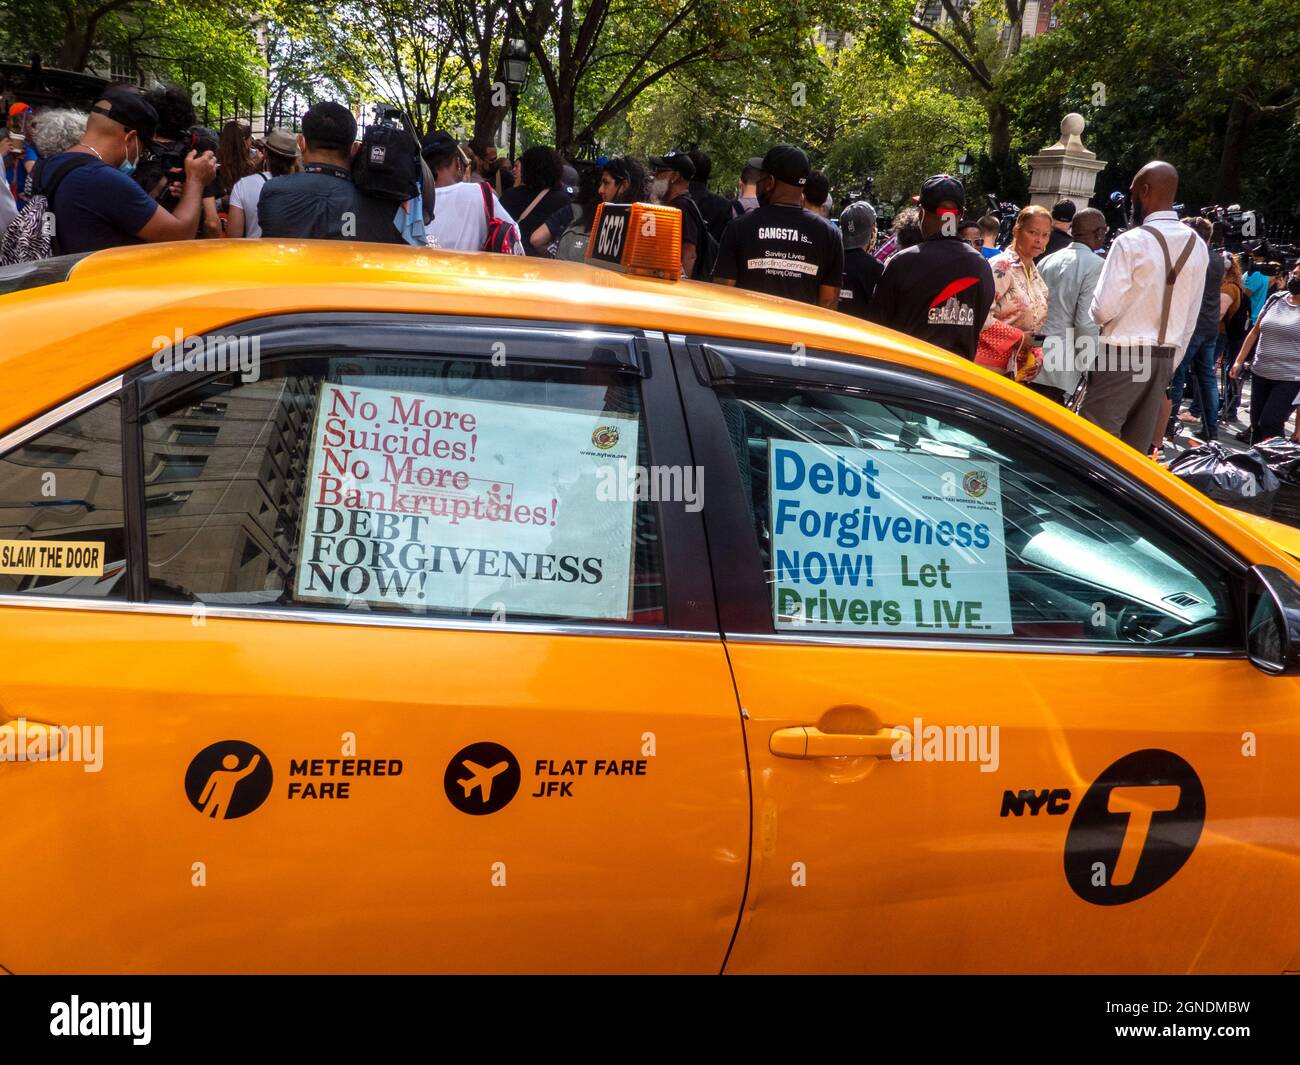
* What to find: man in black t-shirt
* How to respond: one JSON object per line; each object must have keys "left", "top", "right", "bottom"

{"left": 837, "top": 201, "right": 883, "bottom": 319}
{"left": 712, "top": 144, "right": 843, "bottom": 308}
{"left": 866, "top": 174, "right": 993, "bottom": 360}
{"left": 649, "top": 149, "right": 701, "bottom": 278}
{"left": 259, "top": 101, "right": 406, "bottom": 244}
{"left": 687, "top": 149, "right": 733, "bottom": 244}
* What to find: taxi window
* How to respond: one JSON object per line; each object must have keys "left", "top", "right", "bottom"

{"left": 717, "top": 382, "right": 1236, "bottom": 648}
{"left": 139, "top": 354, "right": 665, "bottom": 626}
{"left": 0, "top": 398, "right": 127, "bottom": 598}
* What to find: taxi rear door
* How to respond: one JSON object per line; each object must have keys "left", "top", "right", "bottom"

{"left": 671, "top": 335, "right": 1300, "bottom": 974}
{"left": 0, "top": 317, "right": 748, "bottom": 973}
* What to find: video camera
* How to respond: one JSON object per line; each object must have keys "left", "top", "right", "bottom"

{"left": 141, "top": 125, "right": 220, "bottom": 208}
{"left": 986, "top": 193, "right": 1018, "bottom": 247}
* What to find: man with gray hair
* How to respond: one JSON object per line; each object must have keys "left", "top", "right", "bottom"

{"left": 1035, "top": 207, "right": 1107, "bottom": 403}
{"left": 837, "top": 201, "right": 882, "bottom": 319}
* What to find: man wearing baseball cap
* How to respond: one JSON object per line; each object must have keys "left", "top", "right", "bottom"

{"left": 837, "top": 201, "right": 883, "bottom": 319}
{"left": 712, "top": 144, "right": 843, "bottom": 308}
{"left": 36, "top": 84, "right": 217, "bottom": 253}
{"left": 649, "top": 150, "right": 703, "bottom": 278}
{"left": 866, "top": 174, "right": 994, "bottom": 361}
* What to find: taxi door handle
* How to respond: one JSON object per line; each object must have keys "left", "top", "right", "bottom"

{"left": 0, "top": 717, "right": 66, "bottom": 761}
{"left": 769, "top": 726, "right": 909, "bottom": 759}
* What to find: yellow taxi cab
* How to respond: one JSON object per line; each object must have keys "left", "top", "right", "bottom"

{"left": 1, "top": 204, "right": 1298, "bottom": 975}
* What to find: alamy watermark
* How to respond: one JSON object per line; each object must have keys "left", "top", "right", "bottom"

{"left": 0, "top": 717, "right": 103, "bottom": 772}
{"left": 595, "top": 459, "right": 704, "bottom": 512}
{"left": 151, "top": 328, "right": 260, "bottom": 383}
{"left": 890, "top": 716, "right": 1000, "bottom": 773}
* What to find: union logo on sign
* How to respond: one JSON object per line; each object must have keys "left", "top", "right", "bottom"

{"left": 962, "top": 470, "right": 988, "bottom": 497}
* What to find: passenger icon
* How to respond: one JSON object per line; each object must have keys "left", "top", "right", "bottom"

{"left": 185, "top": 741, "right": 273, "bottom": 820}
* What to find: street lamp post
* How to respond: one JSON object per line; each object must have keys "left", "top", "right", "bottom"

{"left": 957, "top": 151, "right": 974, "bottom": 178}
{"left": 501, "top": 38, "right": 529, "bottom": 164}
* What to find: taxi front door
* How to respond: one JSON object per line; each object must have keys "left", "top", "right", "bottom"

{"left": 671, "top": 336, "right": 1300, "bottom": 975}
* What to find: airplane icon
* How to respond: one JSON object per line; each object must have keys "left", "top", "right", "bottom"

{"left": 459, "top": 760, "right": 510, "bottom": 803}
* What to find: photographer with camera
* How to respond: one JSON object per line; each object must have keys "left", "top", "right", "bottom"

{"left": 29, "top": 85, "right": 216, "bottom": 255}
{"left": 137, "top": 86, "right": 222, "bottom": 239}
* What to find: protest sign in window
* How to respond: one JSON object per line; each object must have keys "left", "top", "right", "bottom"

{"left": 296, "top": 381, "right": 639, "bottom": 619}
{"left": 141, "top": 354, "right": 663, "bottom": 624}
{"left": 768, "top": 439, "right": 1013, "bottom": 635}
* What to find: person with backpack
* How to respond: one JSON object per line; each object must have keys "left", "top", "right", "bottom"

{"left": 422, "top": 131, "right": 522, "bottom": 254}
{"left": 226, "top": 128, "right": 300, "bottom": 238}
{"left": 257, "top": 101, "right": 407, "bottom": 245}
{"left": 712, "top": 144, "right": 842, "bottom": 308}
{"left": 499, "top": 146, "right": 569, "bottom": 258}
{"left": 648, "top": 149, "right": 715, "bottom": 280}
{"left": 530, "top": 162, "right": 601, "bottom": 262}
{"left": 0, "top": 85, "right": 216, "bottom": 264}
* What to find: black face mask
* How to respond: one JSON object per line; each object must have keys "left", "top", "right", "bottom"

{"left": 1288, "top": 276, "right": 1300, "bottom": 296}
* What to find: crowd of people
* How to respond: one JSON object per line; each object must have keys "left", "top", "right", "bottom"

{"left": 3, "top": 84, "right": 1298, "bottom": 455}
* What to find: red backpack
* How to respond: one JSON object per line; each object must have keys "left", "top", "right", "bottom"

{"left": 479, "top": 182, "right": 520, "bottom": 254}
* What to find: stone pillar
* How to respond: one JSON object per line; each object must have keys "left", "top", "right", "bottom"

{"left": 1027, "top": 113, "right": 1107, "bottom": 210}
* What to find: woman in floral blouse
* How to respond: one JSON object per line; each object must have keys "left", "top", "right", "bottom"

{"left": 983, "top": 205, "right": 1052, "bottom": 379}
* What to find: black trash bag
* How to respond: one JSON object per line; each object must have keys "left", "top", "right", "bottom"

{"left": 1167, "top": 441, "right": 1279, "bottom": 516}
{"left": 1252, "top": 439, "right": 1300, "bottom": 527}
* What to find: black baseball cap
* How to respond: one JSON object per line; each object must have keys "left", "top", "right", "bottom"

{"left": 760, "top": 144, "right": 810, "bottom": 187}
{"left": 919, "top": 174, "right": 966, "bottom": 212}
{"left": 91, "top": 85, "right": 158, "bottom": 142}
{"left": 1051, "top": 198, "right": 1077, "bottom": 222}
{"left": 648, "top": 150, "right": 695, "bottom": 180}
{"left": 420, "top": 130, "right": 459, "bottom": 166}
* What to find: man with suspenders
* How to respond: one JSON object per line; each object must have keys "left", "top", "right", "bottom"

{"left": 1079, "top": 161, "right": 1208, "bottom": 453}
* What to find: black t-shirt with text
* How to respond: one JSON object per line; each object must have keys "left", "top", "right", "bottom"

{"left": 866, "top": 234, "right": 994, "bottom": 361}
{"left": 838, "top": 247, "right": 884, "bottom": 319}
{"left": 712, "top": 202, "right": 844, "bottom": 305}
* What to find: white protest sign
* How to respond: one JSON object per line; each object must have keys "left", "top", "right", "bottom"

{"left": 769, "top": 440, "right": 1012, "bottom": 634}
{"left": 296, "top": 382, "right": 638, "bottom": 619}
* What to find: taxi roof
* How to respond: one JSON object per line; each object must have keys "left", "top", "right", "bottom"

{"left": 2, "top": 239, "right": 951, "bottom": 430}
{"left": 0, "top": 239, "right": 1293, "bottom": 567}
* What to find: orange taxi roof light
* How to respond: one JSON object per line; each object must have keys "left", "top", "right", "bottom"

{"left": 587, "top": 202, "right": 682, "bottom": 280}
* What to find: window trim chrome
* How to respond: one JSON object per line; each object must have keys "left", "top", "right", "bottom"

{"left": 0, "top": 374, "right": 124, "bottom": 456}
{"left": 0, "top": 593, "right": 717, "bottom": 641}
{"left": 722, "top": 630, "right": 1246, "bottom": 659}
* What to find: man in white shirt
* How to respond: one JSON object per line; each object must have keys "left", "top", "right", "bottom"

{"left": 1079, "top": 161, "right": 1208, "bottom": 452}
{"left": 421, "top": 131, "right": 522, "bottom": 253}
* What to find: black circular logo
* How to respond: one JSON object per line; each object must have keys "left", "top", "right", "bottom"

{"left": 1064, "top": 749, "right": 1205, "bottom": 905}
{"left": 185, "top": 740, "right": 273, "bottom": 820}
{"left": 444, "top": 742, "right": 520, "bottom": 815}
